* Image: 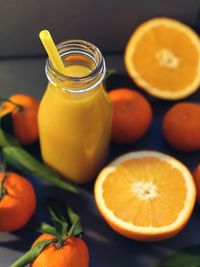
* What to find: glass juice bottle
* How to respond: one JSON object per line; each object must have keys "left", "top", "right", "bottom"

{"left": 38, "top": 40, "right": 112, "bottom": 184}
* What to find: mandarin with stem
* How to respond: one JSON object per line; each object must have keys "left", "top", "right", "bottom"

{"left": 0, "top": 94, "right": 40, "bottom": 145}
{"left": 0, "top": 172, "right": 36, "bottom": 232}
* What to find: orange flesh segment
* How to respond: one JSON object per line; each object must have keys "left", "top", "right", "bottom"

{"left": 102, "top": 157, "right": 187, "bottom": 227}
{"left": 132, "top": 25, "right": 199, "bottom": 91}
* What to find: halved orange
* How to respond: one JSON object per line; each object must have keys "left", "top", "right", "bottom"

{"left": 125, "top": 18, "right": 200, "bottom": 100}
{"left": 94, "top": 151, "right": 196, "bottom": 241}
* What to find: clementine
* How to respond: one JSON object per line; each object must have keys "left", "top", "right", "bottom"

{"left": 108, "top": 88, "right": 152, "bottom": 144}
{"left": 163, "top": 102, "right": 200, "bottom": 151}
{"left": 0, "top": 94, "right": 40, "bottom": 145}
{"left": 31, "top": 234, "right": 89, "bottom": 267}
{"left": 11, "top": 205, "right": 89, "bottom": 267}
{"left": 0, "top": 172, "right": 36, "bottom": 232}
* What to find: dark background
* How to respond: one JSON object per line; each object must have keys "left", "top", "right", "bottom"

{"left": 0, "top": 0, "right": 199, "bottom": 56}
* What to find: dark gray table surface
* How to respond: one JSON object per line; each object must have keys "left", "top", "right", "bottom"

{"left": 0, "top": 55, "right": 200, "bottom": 267}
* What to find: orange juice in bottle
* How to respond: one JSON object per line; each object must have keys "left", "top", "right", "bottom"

{"left": 38, "top": 40, "right": 112, "bottom": 183}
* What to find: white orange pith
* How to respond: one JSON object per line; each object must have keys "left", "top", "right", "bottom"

{"left": 125, "top": 18, "right": 200, "bottom": 100}
{"left": 94, "top": 151, "right": 196, "bottom": 241}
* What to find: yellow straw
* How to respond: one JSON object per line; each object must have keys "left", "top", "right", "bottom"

{"left": 39, "top": 30, "right": 65, "bottom": 74}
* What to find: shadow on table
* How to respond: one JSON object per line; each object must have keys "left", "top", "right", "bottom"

{"left": 1, "top": 178, "right": 200, "bottom": 267}
{"left": 1, "top": 73, "right": 200, "bottom": 266}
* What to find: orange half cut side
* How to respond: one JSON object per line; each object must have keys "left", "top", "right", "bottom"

{"left": 125, "top": 18, "right": 200, "bottom": 100}
{"left": 94, "top": 151, "right": 196, "bottom": 241}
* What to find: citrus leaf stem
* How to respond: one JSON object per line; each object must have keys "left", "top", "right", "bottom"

{"left": 10, "top": 239, "right": 55, "bottom": 267}
{"left": 2, "top": 146, "right": 78, "bottom": 193}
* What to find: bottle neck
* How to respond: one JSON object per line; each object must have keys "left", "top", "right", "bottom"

{"left": 45, "top": 40, "right": 106, "bottom": 93}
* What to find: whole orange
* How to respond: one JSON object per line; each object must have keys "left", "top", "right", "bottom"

{"left": 0, "top": 172, "right": 36, "bottom": 232}
{"left": 0, "top": 94, "right": 40, "bottom": 145}
{"left": 31, "top": 233, "right": 89, "bottom": 267}
{"left": 162, "top": 102, "right": 200, "bottom": 151}
{"left": 108, "top": 88, "right": 152, "bottom": 144}
{"left": 193, "top": 164, "right": 200, "bottom": 204}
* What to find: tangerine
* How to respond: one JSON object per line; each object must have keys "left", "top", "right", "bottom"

{"left": 108, "top": 88, "right": 152, "bottom": 144}
{"left": 0, "top": 172, "right": 36, "bottom": 232}
{"left": 163, "top": 102, "right": 200, "bottom": 151}
{"left": 0, "top": 94, "right": 40, "bottom": 145}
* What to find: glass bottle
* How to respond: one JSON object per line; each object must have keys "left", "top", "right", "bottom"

{"left": 38, "top": 40, "right": 112, "bottom": 184}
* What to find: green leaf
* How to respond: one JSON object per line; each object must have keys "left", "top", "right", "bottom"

{"left": 0, "top": 172, "right": 7, "bottom": 200}
{"left": 2, "top": 146, "right": 78, "bottom": 193}
{"left": 104, "top": 69, "right": 115, "bottom": 81}
{"left": 0, "top": 129, "right": 20, "bottom": 147}
{"left": 67, "top": 206, "right": 83, "bottom": 237}
{"left": 52, "top": 217, "right": 68, "bottom": 238}
{"left": 10, "top": 238, "right": 55, "bottom": 267}
{"left": 0, "top": 112, "right": 14, "bottom": 135}
{"left": 39, "top": 222, "right": 61, "bottom": 237}
{"left": 49, "top": 207, "right": 69, "bottom": 238}
{"left": 153, "top": 245, "right": 200, "bottom": 267}
{"left": 67, "top": 206, "right": 80, "bottom": 225}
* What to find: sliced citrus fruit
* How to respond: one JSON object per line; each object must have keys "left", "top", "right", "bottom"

{"left": 94, "top": 151, "right": 196, "bottom": 241}
{"left": 125, "top": 18, "right": 200, "bottom": 100}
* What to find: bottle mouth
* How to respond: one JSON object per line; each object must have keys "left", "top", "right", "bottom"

{"left": 45, "top": 40, "right": 106, "bottom": 93}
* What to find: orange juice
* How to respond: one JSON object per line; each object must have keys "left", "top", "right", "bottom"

{"left": 38, "top": 40, "right": 112, "bottom": 183}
